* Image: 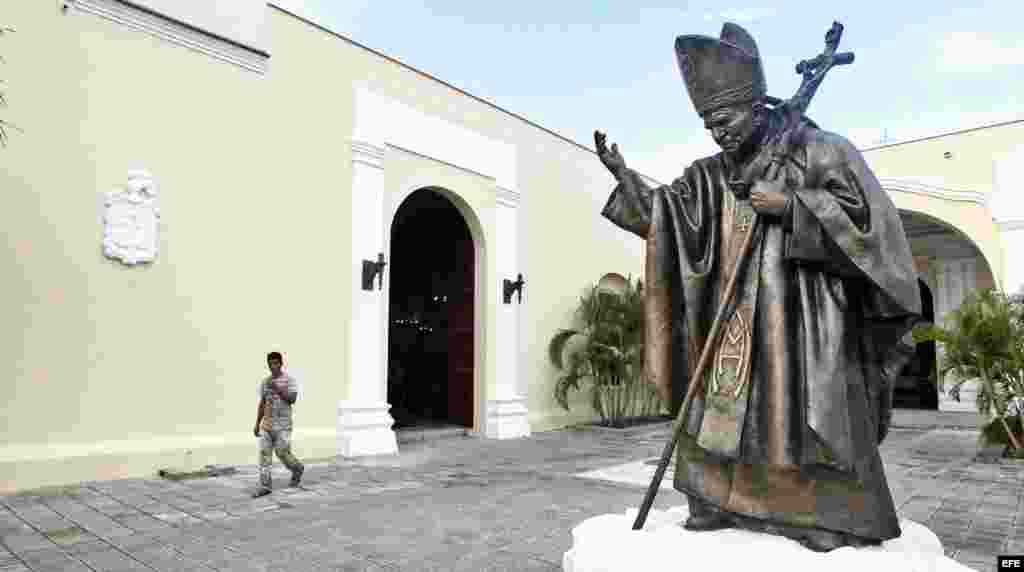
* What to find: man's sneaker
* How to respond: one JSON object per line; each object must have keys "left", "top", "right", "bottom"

{"left": 289, "top": 465, "right": 304, "bottom": 488}
{"left": 251, "top": 488, "right": 271, "bottom": 498}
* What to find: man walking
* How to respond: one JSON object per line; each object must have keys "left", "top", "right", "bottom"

{"left": 253, "top": 351, "right": 304, "bottom": 497}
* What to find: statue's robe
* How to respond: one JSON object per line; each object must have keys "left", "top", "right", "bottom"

{"left": 601, "top": 119, "right": 922, "bottom": 542}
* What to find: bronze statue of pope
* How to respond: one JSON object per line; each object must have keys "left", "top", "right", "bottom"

{"left": 595, "top": 22, "right": 922, "bottom": 552}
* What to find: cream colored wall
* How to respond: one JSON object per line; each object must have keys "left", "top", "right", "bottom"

{"left": 130, "top": 0, "right": 268, "bottom": 51}
{"left": 863, "top": 122, "right": 1024, "bottom": 290}
{"left": 1, "top": 4, "right": 642, "bottom": 491}
{"left": 270, "top": 9, "right": 645, "bottom": 433}
{"left": 518, "top": 147, "right": 646, "bottom": 431}
{"left": 864, "top": 122, "right": 1024, "bottom": 193}
{"left": 1, "top": 4, "right": 356, "bottom": 492}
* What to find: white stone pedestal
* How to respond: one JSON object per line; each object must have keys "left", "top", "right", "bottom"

{"left": 336, "top": 400, "right": 397, "bottom": 457}
{"left": 563, "top": 506, "right": 976, "bottom": 572}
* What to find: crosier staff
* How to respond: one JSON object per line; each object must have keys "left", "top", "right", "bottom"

{"left": 629, "top": 22, "right": 855, "bottom": 531}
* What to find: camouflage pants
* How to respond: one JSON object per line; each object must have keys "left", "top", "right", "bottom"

{"left": 258, "top": 429, "right": 303, "bottom": 490}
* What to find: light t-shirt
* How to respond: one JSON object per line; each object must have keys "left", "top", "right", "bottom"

{"left": 259, "top": 372, "right": 299, "bottom": 431}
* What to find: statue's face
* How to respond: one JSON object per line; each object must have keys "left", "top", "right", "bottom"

{"left": 702, "top": 103, "right": 758, "bottom": 157}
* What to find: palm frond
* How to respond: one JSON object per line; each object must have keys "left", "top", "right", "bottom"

{"left": 554, "top": 372, "right": 583, "bottom": 411}
{"left": 550, "top": 273, "right": 646, "bottom": 421}
{"left": 548, "top": 329, "right": 580, "bottom": 369}
{"left": 930, "top": 288, "right": 1024, "bottom": 450}
{"left": 591, "top": 383, "right": 605, "bottom": 421}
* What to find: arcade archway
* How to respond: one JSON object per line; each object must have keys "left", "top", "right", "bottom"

{"left": 895, "top": 210, "right": 996, "bottom": 410}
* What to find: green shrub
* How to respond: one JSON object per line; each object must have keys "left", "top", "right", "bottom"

{"left": 980, "top": 415, "right": 1023, "bottom": 448}
{"left": 913, "top": 288, "right": 1024, "bottom": 453}
{"left": 548, "top": 274, "right": 662, "bottom": 427}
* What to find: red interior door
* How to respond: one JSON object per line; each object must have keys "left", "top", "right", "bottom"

{"left": 446, "top": 236, "right": 474, "bottom": 427}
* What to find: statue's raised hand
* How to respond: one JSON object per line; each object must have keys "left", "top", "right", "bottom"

{"left": 595, "top": 130, "right": 627, "bottom": 180}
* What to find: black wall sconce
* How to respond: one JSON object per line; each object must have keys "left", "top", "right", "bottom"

{"left": 503, "top": 273, "right": 525, "bottom": 304}
{"left": 362, "top": 253, "right": 387, "bottom": 291}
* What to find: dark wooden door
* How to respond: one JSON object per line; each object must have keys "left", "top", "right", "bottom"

{"left": 446, "top": 236, "right": 474, "bottom": 427}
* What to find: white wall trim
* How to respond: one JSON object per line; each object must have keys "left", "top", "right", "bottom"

{"left": 485, "top": 397, "right": 530, "bottom": 439}
{"left": 495, "top": 186, "right": 520, "bottom": 208}
{"left": 351, "top": 140, "right": 386, "bottom": 169}
{"left": 349, "top": 86, "right": 529, "bottom": 443}
{"left": 0, "top": 428, "right": 338, "bottom": 463}
{"left": 879, "top": 178, "right": 987, "bottom": 205}
{"left": 998, "top": 220, "right": 1024, "bottom": 231}
{"left": 352, "top": 85, "right": 517, "bottom": 191}
{"left": 340, "top": 122, "right": 394, "bottom": 456}
{"left": 387, "top": 144, "right": 496, "bottom": 183}
{"left": 336, "top": 401, "right": 397, "bottom": 457}
{"left": 66, "top": 0, "right": 270, "bottom": 73}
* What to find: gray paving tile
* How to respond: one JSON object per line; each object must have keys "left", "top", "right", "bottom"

{"left": 0, "top": 532, "right": 56, "bottom": 554}
{"left": 17, "top": 550, "right": 93, "bottom": 572}
{"left": 305, "top": 560, "right": 395, "bottom": 572}
{"left": 954, "top": 549, "right": 995, "bottom": 570}
{"left": 112, "top": 515, "right": 177, "bottom": 535}
{"left": 77, "top": 548, "right": 152, "bottom": 571}
{"left": 1, "top": 420, "right": 1023, "bottom": 571}
{"left": 455, "top": 552, "right": 561, "bottom": 572}
{"left": 87, "top": 504, "right": 137, "bottom": 518}
{"left": 0, "top": 524, "right": 32, "bottom": 540}
{"left": 62, "top": 538, "right": 115, "bottom": 555}
{"left": 130, "top": 544, "right": 218, "bottom": 572}
{"left": 39, "top": 501, "right": 94, "bottom": 520}
{"left": 61, "top": 510, "right": 137, "bottom": 539}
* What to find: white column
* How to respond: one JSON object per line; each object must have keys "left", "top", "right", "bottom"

{"left": 993, "top": 146, "right": 1024, "bottom": 294}
{"left": 935, "top": 257, "right": 981, "bottom": 413}
{"left": 484, "top": 188, "right": 530, "bottom": 439}
{"left": 997, "top": 224, "right": 1024, "bottom": 295}
{"left": 337, "top": 140, "right": 398, "bottom": 456}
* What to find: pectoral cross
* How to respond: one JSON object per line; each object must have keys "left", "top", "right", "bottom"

{"left": 735, "top": 202, "right": 754, "bottom": 232}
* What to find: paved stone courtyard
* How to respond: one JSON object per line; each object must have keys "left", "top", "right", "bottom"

{"left": 1, "top": 418, "right": 1021, "bottom": 571}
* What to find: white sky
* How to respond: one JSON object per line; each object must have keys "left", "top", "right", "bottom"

{"left": 282, "top": 0, "right": 1024, "bottom": 183}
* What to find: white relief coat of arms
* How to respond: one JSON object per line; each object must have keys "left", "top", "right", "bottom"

{"left": 102, "top": 170, "right": 160, "bottom": 265}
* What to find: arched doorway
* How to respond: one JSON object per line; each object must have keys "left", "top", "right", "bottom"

{"left": 894, "top": 209, "right": 997, "bottom": 410}
{"left": 894, "top": 279, "right": 938, "bottom": 409}
{"left": 387, "top": 188, "right": 475, "bottom": 429}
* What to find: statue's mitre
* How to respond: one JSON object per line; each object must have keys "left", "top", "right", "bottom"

{"left": 675, "top": 22, "right": 767, "bottom": 115}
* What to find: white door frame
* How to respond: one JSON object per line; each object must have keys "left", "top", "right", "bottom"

{"left": 338, "top": 86, "right": 529, "bottom": 457}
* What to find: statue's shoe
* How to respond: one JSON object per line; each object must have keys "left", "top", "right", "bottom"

{"left": 798, "top": 531, "right": 882, "bottom": 552}
{"left": 683, "top": 514, "right": 734, "bottom": 531}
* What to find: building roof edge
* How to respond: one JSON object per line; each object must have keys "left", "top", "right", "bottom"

{"left": 860, "top": 118, "right": 1024, "bottom": 152}
{"left": 266, "top": 3, "right": 606, "bottom": 161}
